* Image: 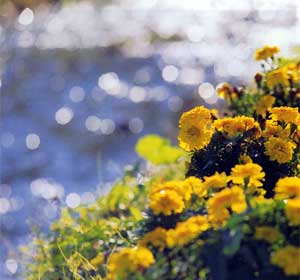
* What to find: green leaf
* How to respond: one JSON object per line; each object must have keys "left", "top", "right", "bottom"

{"left": 135, "top": 134, "right": 185, "bottom": 165}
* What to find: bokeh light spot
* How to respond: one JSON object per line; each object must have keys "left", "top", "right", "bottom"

{"left": 198, "top": 83, "right": 215, "bottom": 99}
{"left": 55, "top": 107, "right": 74, "bottom": 125}
{"left": 179, "top": 68, "right": 203, "bottom": 85}
{"left": 18, "top": 8, "right": 34, "bottom": 26}
{"left": 66, "top": 193, "right": 81, "bottom": 208}
{"left": 162, "top": 65, "right": 179, "bottom": 82}
{"left": 30, "top": 178, "right": 64, "bottom": 200}
{"left": 98, "top": 72, "right": 120, "bottom": 95}
{"left": 69, "top": 86, "right": 85, "bottom": 103}
{"left": 81, "top": 192, "right": 96, "bottom": 205}
{"left": 100, "top": 119, "right": 115, "bottom": 135}
{"left": 1, "top": 132, "right": 15, "bottom": 148}
{"left": 26, "top": 133, "right": 40, "bottom": 150}
{"left": 129, "top": 86, "right": 147, "bottom": 103}
{"left": 129, "top": 118, "right": 144, "bottom": 134}
{"left": 85, "top": 116, "right": 101, "bottom": 132}
{"left": 5, "top": 259, "right": 18, "bottom": 274}
{"left": 0, "top": 198, "right": 10, "bottom": 214}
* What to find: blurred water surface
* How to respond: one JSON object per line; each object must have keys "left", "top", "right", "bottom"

{"left": 1, "top": 0, "right": 300, "bottom": 278}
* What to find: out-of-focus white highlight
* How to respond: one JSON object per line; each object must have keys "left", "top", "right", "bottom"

{"left": 26, "top": 134, "right": 40, "bottom": 150}
{"left": 129, "top": 118, "right": 144, "bottom": 133}
{"left": 69, "top": 87, "right": 85, "bottom": 103}
{"left": 66, "top": 193, "right": 81, "bottom": 208}
{"left": 0, "top": 198, "right": 10, "bottom": 214}
{"left": 18, "top": 8, "right": 34, "bottom": 26}
{"left": 5, "top": 259, "right": 18, "bottom": 274}
{"left": 55, "top": 107, "right": 74, "bottom": 125}
{"left": 162, "top": 65, "right": 179, "bottom": 82}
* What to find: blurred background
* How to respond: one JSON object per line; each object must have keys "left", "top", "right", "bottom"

{"left": 1, "top": 0, "right": 300, "bottom": 278}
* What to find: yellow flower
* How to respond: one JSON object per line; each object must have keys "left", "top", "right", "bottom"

{"left": 262, "top": 120, "right": 291, "bottom": 139}
{"left": 131, "top": 247, "right": 155, "bottom": 269}
{"left": 266, "top": 67, "right": 289, "bottom": 88}
{"left": 254, "top": 45, "right": 280, "bottom": 60}
{"left": 149, "top": 179, "right": 197, "bottom": 215}
{"left": 150, "top": 180, "right": 193, "bottom": 202}
{"left": 285, "top": 62, "right": 300, "bottom": 83}
{"left": 106, "top": 247, "right": 155, "bottom": 279}
{"left": 149, "top": 189, "right": 184, "bottom": 216}
{"left": 264, "top": 137, "right": 295, "bottom": 164}
{"left": 178, "top": 106, "right": 213, "bottom": 151}
{"left": 166, "top": 215, "right": 209, "bottom": 247}
{"left": 139, "top": 227, "right": 167, "bottom": 251}
{"left": 216, "top": 82, "right": 235, "bottom": 99}
{"left": 255, "top": 226, "right": 282, "bottom": 243}
{"left": 207, "top": 186, "right": 247, "bottom": 226}
{"left": 274, "top": 177, "right": 300, "bottom": 199}
{"left": 202, "top": 172, "right": 230, "bottom": 191}
{"left": 90, "top": 253, "right": 104, "bottom": 267}
{"left": 271, "top": 246, "right": 300, "bottom": 276}
{"left": 255, "top": 95, "right": 275, "bottom": 117}
{"left": 213, "top": 116, "right": 260, "bottom": 137}
{"left": 185, "top": 173, "right": 231, "bottom": 198}
{"left": 184, "top": 176, "right": 207, "bottom": 197}
{"left": 285, "top": 199, "right": 300, "bottom": 226}
{"left": 270, "top": 107, "right": 300, "bottom": 126}
{"left": 230, "top": 163, "right": 265, "bottom": 191}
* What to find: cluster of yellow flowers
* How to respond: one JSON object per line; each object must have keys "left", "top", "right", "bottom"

{"left": 140, "top": 46, "right": 299, "bottom": 278}
{"left": 214, "top": 116, "right": 260, "bottom": 137}
{"left": 148, "top": 161, "right": 266, "bottom": 219}
{"left": 250, "top": 178, "right": 300, "bottom": 276}
{"left": 206, "top": 163, "right": 265, "bottom": 226}
{"left": 178, "top": 106, "right": 254, "bottom": 151}
{"left": 139, "top": 216, "right": 209, "bottom": 250}
{"left": 86, "top": 46, "right": 299, "bottom": 279}
{"left": 254, "top": 45, "right": 300, "bottom": 88}
{"left": 178, "top": 105, "right": 299, "bottom": 165}
{"left": 102, "top": 175, "right": 300, "bottom": 280}
{"left": 144, "top": 163, "right": 300, "bottom": 275}
{"left": 264, "top": 107, "right": 299, "bottom": 164}
{"left": 104, "top": 247, "right": 155, "bottom": 279}
{"left": 21, "top": 45, "right": 299, "bottom": 280}
{"left": 148, "top": 162, "right": 263, "bottom": 231}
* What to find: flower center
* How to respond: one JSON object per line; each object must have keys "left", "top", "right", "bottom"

{"left": 187, "top": 126, "right": 200, "bottom": 137}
